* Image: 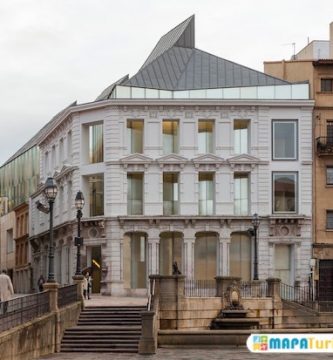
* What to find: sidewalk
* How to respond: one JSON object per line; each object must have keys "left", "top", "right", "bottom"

{"left": 83, "top": 294, "right": 147, "bottom": 307}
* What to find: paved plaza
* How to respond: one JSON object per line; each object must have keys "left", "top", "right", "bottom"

{"left": 40, "top": 347, "right": 333, "bottom": 360}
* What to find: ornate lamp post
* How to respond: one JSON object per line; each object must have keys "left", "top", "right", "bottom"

{"left": 251, "top": 213, "right": 260, "bottom": 281}
{"left": 44, "top": 177, "right": 58, "bottom": 283}
{"left": 75, "top": 191, "right": 84, "bottom": 276}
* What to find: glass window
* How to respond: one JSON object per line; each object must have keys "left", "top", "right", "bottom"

{"left": 273, "top": 120, "right": 297, "bottom": 160}
{"left": 274, "top": 244, "right": 292, "bottom": 285}
{"left": 273, "top": 172, "right": 297, "bottom": 213}
{"left": 163, "top": 173, "right": 179, "bottom": 215}
{"left": 327, "top": 167, "right": 333, "bottom": 185}
{"left": 234, "top": 120, "right": 249, "bottom": 154}
{"left": 230, "top": 233, "right": 251, "bottom": 281}
{"left": 163, "top": 120, "right": 179, "bottom": 154}
{"left": 7, "top": 229, "right": 14, "bottom": 253}
{"left": 234, "top": 173, "right": 249, "bottom": 215}
{"left": 199, "top": 173, "right": 214, "bottom": 215}
{"left": 327, "top": 211, "right": 333, "bottom": 229}
{"left": 130, "top": 234, "right": 147, "bottom": 288}
{"left": 198, "top": 120, "right": 214, "bottom": 153}
{"left": 127, "top": 173, "right": 143, "bottom": 215}
{"left": 127, "top": 120, "right": 143, "bottom": 153}
{"left": 89, "top": 124, "right": 104, "bottom": 163}
{"left": 321, "top": 79, "right": 333, "bottom": 92}
{"left": 159, "top": 233, "right": 183, "bottom": 275}
{"left": 89, "top": 175, "right": 104, "bottom": 216}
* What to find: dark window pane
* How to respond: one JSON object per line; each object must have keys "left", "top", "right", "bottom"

{"left": 273, "top": 121, "right": 296, "bottom": 159}
{"left": 321, "top": 79, "right": 333, "bottom": 92}
{"left": 327, "top": 168, "right": 333, "bottom": 185}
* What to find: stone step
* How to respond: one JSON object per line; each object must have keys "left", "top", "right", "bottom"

{"left": 61, "top": 348, "right": 138, "bottom": 353}
{"left": 65, "top": 325, "right": 141, "bottom": 331}
{"left": 62, "top": 339, "right": 139, "bottom": 344}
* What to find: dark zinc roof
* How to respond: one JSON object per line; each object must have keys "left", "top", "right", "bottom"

{"left": 96, "top": 15, "right": 289, "bottom": 99}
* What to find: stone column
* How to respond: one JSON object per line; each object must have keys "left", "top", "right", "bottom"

{"left": 44, "top": 282, "right": 59, "bottom": 312}
{"left": 138, "top": 311, "right": 157, "bottom": 354}
{"left": 183, "top": 238, "right": 194, "bottom": 278}
{"left": 149, "top": 238, "right": 160, "bottom": 275}
{"left": 266, "top": 277, "right": 282, "bottom": 329}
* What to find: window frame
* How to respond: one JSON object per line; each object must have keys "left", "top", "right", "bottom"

{"left": 234, "top": 119, "right": 249, "bottom": 155}
{"left": 321, "top": 78, "right": 333, "bottom": 93}
{"left": 327, "top": 210, "right": 333, "bottom": 230}
{"left": 163, "top": 172, "right": 179, "bottom": 215}
{"left": 272, "top": 120, "right": 298, "bottom": 161}
{"left": 272, "top": 172, "right": 298, "bottom": 214}
{"left": 127, "top": 172, "right": 144, "bottom": 215}
{"left": 234, "top": 172, "right": 250, "bottom": 216}
{"left": 127, "top": 119, "right": 144, "bottom": 154}
{"left": 198, "top": 119, "right": 214, "bottom": 154}
{"left": 162, "top": 120, "right": 179, "bottom": 154}
{"left": 198, "top": 172, "right": 215, "bottom": 216}
{"left": 327, "top": 166, "right": 333, "bottom": 185}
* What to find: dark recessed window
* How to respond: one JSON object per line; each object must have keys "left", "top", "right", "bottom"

{"left": 327, "top": 210, "right": 333, "bottom": 229}
{"left": 327, "top": 167, "right": 333, "bottom": 185}
{"left": 321, "top": 79, "right": 333, "bottom": 92}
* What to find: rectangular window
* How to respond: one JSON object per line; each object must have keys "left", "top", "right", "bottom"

{"left": 234, "top": 173, "right": 249, "bottom": 215}
{"left": 89, "top": 124, "right": 104, "bottom": 163}
{"left": 127, "top": 120, "right": 143, "bottom": 153}
{"left": 163, "top": 120, "right": 179, "bottom": 154}
{"left": 234, "top": 120, "right": 249, "bottom": 154}
{"left": 7, "top": 229, "right": 14, "bottom": 253}
{"left": 327, "top": 167, "right": 333, "bottom": 185}
{"left": 272, "top": 120, "right": 297, "bottom": 160}
{"left": 273, "top": 172, "right": 297, "bottom": 213}
{"left": 163, "top": 173, "right": 179, "bottom": 215}
{"left": 89, "top": 174, "right": 104, "bottom": 216}
{"left": 321, "top": 79, "right": 333, "bottom": 92}
{"left": 127, "top": 173, "right": 143, "bottom": 215}
{"left": 199, "top": 173, "right": 214, "bottom": 215}
{"left": 327, "top": 210, "right": 333, "bottom": 229}
{"left": 198, "top": 120, "right": 214, "bottom": 153}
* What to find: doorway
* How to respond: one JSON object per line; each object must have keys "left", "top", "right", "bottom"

{"left": 194, "top": 233, "right": 217, "bottom": 280}
{"left": 91, "top": 246, "right": 101, "bottom": 293}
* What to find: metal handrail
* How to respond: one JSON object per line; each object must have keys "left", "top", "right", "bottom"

{"left": 184, "top": 279, "right": 216, "bottom": 297}
{"left": 57, "top": 284, "right": 78, "bottom": 308}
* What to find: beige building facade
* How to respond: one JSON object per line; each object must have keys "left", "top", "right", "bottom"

{"left": 264, "top": 21, "right": 333, "bottom": 300}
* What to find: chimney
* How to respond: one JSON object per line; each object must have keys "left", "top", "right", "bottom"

{"left": 330, "top": 21, "right": 333, "bottom": 58}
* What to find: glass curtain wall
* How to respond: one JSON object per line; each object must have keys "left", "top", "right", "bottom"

{"left": 230, "top": 233, "right": 251, "bottom": 281}
{"left": 127, "top": 173, "right": 143, "bottom": 215}
{"left": 234, "top": 173, "right": 249, "bottom": 215}
{"left": 234, "top": 120, "right": 249, "bottom": 154}
{"left": 127, "top": 120, "right": 143, "bottom": 153}
{"left": 198, "top": 120, "right": 213, "bottom": 153}
{"left": 163, "top": 120, "right": 179, "bottom": 154}
{"left": 89, "top": 174, "right": 104, "bottom": 216}
{"left": 159, "top": 232, "right": 183, "bottom": 275}
{"left": 194, "top": 233, "right": 217, "bottom": 280}
{"left": 0, "top": 146, "right": 40, "bottom": 211}
{"left": 131, "top": 234, "right": 147, "bottom": 288}
{"left": 89, "top": 124, "right": 104, "bottom": 163}
{"left": 199, "top": 173, "right": 214, "bottom": 215}
{"left": 163, "top": 173, "right": 179, "bottom": 215}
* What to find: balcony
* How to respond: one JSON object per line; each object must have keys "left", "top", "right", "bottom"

{"left": 317, "top": 137, "right": 333, "bottom": 155}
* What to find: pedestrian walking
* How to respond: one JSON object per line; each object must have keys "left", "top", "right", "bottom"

{"left": 86, "top": 272, "right": 92, "bottom": 300}
{"left": 83, "top": 273, "right": 88, "bottom": 299}
{"left": 37, "top": 275, "right": 45, "bottom": 292}
{"left": 0, "top": 270, "right": 14, "bottom": 314}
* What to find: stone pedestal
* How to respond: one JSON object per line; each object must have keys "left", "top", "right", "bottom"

{"left": 72, "top": 275, "right": 85, "bottom": 309}
{"left": 138, "top": 311, "right": 157, "bottom": 354}
{"left": 43, "top": 282, "right": 59, "bottom": 312}
{"left": 266, "top": 278, "right": 281, "bottom": 299}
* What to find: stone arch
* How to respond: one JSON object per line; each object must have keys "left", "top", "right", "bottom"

{"left": 159, "top": 231, "right": 184, "bottom": 275}
{"left": 230, "top": 231, "right": 252, "bottom": 281}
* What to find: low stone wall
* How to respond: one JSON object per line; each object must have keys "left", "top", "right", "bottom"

{"left": 242, "top": 298, "right": 277, "bottom": 329}
{"left": 0, "top": 301, "right": 81, "bottom": 360}
{"left": 160, "top": 297, "right": 222, "bottom": 330}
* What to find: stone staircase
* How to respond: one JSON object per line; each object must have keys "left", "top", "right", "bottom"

{"left": 61, "top": 305, "right": 146, "bottom": 353}
{"left": 281, "top": 300, "right": 320, "bottom": 328}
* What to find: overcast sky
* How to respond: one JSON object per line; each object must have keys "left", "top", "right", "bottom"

{"left": 0, "top": 0, "right": 332, "bottom": 166}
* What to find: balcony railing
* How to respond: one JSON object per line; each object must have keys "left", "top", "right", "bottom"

{"left": 316, "top": 137, "right": 333, "bottom": 155}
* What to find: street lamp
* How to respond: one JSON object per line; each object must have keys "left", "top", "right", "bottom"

{"left": 250, "top": 213, "right": 260, "bottom": 281}
{"left": 74, "top": 191, "right": 84, "bottom": 276}
{"left": 44, "top": 177, "right": 58, "bottom": 283}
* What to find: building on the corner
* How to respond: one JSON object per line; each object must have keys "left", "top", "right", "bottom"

{"left": 264, "top": 21, "right": 333, "bottom": 300}
{"left": 17, "top": 15, "right": 314, "bottom": 296}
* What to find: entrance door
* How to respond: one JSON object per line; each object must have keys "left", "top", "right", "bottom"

{"left": 131, "top": 234, "right": 147, "bottom": 288}
{"left": 194, "top": 233, "right": 217, "bottom": 280}
{"left": 91, "top": 246, "right": 101, "bottom": 293}
{"left": 274, "top": 244, "right": 292, "bottom": 285}
{"left": 319, "top": 260, "right": 333, "bottom": 301}
{"left": 230, "top": 233, "right": 251, "bottom": 281}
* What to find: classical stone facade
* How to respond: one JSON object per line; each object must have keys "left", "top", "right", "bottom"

{"left": 28, "top": 16, "right": 314, "bottom": 296}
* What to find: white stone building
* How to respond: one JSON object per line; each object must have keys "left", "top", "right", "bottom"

{"left": 29, "top": 16, "right": 314, "bottom": 296}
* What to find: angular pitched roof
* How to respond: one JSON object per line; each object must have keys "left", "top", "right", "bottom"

{"left": 96, "top": 15, "right": 289, "bottom": 98}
